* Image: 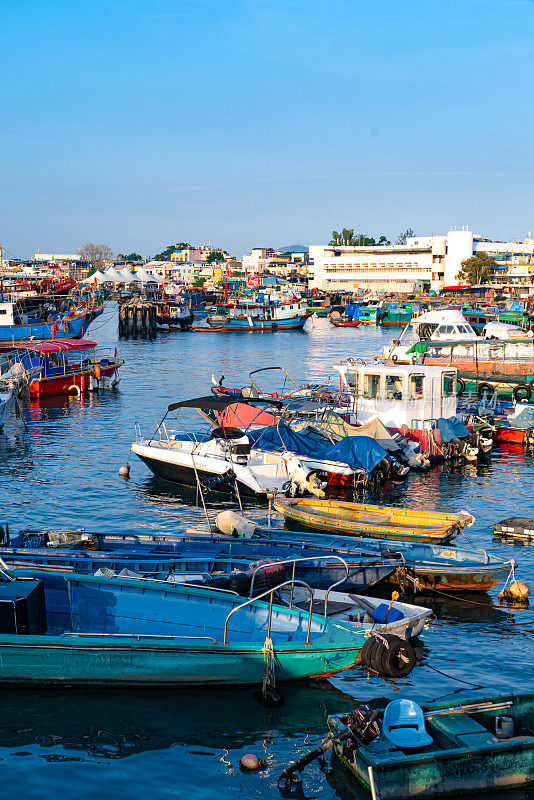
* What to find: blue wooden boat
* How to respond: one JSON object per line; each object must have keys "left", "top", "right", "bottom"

{"left": 202, "top": 300, "right": 312, "bottom": 331}
{"left": 0, "top": 302, "right": 98, "bottom": 350}
{"left": 0, "top": 569, "right": 367, "bottom": 685}
{"left": 328, "top": 692, "right": 534, "bottom": 798}
{"left": 1, "top": 529, "right": 401, "bottom": 593}
{"left": 250, "top": 526, "right": 514, "bottom": 592}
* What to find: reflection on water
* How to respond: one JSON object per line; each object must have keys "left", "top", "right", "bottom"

{"left": 0, "top": 308, "right": 533, "bottom": 799}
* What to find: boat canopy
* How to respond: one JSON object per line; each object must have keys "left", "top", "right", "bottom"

{"left": 27, "top": 338, "right": 98, "bottom": 354}
{"left": 168, "top": 396, "right": 284, "bottom": 412}
{"left": 247, "top": 421, "right": 388, "bottom": 476}
{"left": 435, "top": 417, "right": 471, "bottom": 443}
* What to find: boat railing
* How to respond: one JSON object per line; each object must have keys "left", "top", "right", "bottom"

{"left": 248, "top": 554, "right": 350, "bottom": 619}
{"left": 222, "top": 579, "right": 315, "bottom": 645}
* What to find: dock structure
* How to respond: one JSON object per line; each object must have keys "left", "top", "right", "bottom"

{"left": 118, "top": 296, "right": 157, "bottom": 334}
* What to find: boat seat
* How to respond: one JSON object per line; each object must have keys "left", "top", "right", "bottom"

{"left": 428, "top": 713, "right": 494, "bottom": 748}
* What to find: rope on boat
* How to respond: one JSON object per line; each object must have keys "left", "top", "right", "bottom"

{"left": 261, "top": 636, "right": 276, "bottom": 699}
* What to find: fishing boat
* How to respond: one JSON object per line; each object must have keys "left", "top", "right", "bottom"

{"left": 0, "top": 527, "right": 402, "bottom": 593}
{"left": 203, "top": 299, "right": 312, "bottom": 332}
{"left": 273, "top": 497, "right": 474, "bottom": 543}
{"left": 20, "top": 339, "right": 123, "bottom": 397}
{"left": 328, "top": 693, "right": 534, "bottom": 798}
{"left": 0, "top": 567, "right": 372, "bottom": 685}
{"left": 0, "top": 300, "right": 98, "bottom": 350}
{"left": 329, "top": 305, "right": 361, "bottom": 328}
{"left": 335, "top": 361, "right": 491, "bottom": 461}
{"left": 155, "top": 299, "right": 194, "bottom": 330}
{"left": 378, "top": 303, "right": 412, "bottom": 326}
{"left": 249, "top": 525, "right": 512, "bottom": 592}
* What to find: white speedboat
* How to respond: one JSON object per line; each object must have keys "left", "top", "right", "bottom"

{"left": 130, "top": 395, "right": 327, "bottom": 498}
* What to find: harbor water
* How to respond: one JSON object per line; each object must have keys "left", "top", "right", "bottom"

{"left": 1, "top": 304, "right": 533, "bottom": 800}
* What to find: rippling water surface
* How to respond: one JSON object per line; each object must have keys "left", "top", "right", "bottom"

{"left": 1, "top": 305, "right": 533, "bottom": 799}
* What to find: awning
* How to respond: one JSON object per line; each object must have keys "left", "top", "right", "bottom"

{"left": 167, "top": 396, "right": 284, "bottom": 412}
{"left": 27, "top": 338, "right": 97, "bottom": 353}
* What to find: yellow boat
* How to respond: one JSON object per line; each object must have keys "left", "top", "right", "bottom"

{"left": 272, "top": 498, "right": 475, "bottom": 543}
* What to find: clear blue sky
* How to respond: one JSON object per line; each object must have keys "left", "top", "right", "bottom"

{"left": 2, "top": 0, "right": 534, "bottom": 259}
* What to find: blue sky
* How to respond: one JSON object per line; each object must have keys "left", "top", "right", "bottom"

{"left": 2, "top": 0, "right": 534, "bottom": 259}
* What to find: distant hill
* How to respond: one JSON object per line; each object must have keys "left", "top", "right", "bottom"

{"left": 278, "top": 244, "right": 309, "bottom": 253}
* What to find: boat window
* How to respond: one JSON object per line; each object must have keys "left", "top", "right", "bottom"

{"left": 386, "top": 375, "right": 403, "bottom": 400}
{"left": 363, "top": 374, "right": 380, "bottom": 399}
{"left": 409, "top": 374, "right": 425, "bottom": 399}
{"left": 439, "top": 325, "right": 453, "bottom": 335}
{"left": 345, "top": 370, "right": 358, "bottom": 388}
{"left": 442, "top": 372, "right": 456, "bottom": 396}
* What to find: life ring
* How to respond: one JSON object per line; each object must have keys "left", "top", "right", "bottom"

{"left": 411, "top": 354, "right": 418, "bottom": 364}
{"left": 391, "top": 354, "right": 398, "bottom": 363}
{"left": 63, "top": 320, "right": 70, "bottom": 334}
{"left": 68, "top": 384, "right": 81, "bottom": 396}
{"left": 456, "top": 377, "right": 465, "bottom": 396}
{"left": 477, "top": 382, "right": 494, "bottom": 399}
{"left": 513, "top": 384, "right": 531, "bottom": 402}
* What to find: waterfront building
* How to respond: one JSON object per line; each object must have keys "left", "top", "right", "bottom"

{"left": 32, "top": 253, "right": 90, "bottom": 281}
{"left": 309, "top": 229, "right": 534, "bottom": 294}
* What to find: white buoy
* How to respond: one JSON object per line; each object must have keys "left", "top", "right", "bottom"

{"left": 119, "top": 465, "right": 130, "bottom": 478}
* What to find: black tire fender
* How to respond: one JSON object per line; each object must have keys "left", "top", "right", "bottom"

{"left": 373, "top": 634, "right": 416, "bottom": 678}
{"left": 513, "top": 384, "right": 531, "bottom": 402}
{"left": 477, "top": 382, "right": 494, "bottom": 399}
{"left": 360, "top": 636, "right": 381, "bottom": 670}
{"left": 456, "top": 377, "right": 465, "bottom": 396}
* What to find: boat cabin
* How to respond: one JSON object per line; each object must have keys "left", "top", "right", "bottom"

{"left": 335, "top": 362, "right": 458, "bottom": 430}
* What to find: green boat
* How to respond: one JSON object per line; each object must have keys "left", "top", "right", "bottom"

{"left": 0, "top": 569, "right": 367, "bottom": 686}
{"left": 379, "top": 303, "right": 413, "bottom": 327}
{"left": 329, "top": 692, "right": 534, "bottom": 798}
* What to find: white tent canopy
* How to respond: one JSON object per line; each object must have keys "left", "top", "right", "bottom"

{"left": 118, "top": 267, "right": 140, "bottom": 283}
{"left": 135, "top": 267, "right": 163, "bottom": 284}
{"left": 104, "top": 267, "right": 128, "bottom": 283}
{"left": 81, "top": 270, "right": 108, "bottom": 284}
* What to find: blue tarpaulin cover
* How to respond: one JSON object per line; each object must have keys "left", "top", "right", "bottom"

{"left": 247, "top": 422, "right": 387, "bottom": 475}
{"left": 344, "top": 305, "right": 361, "bottom": 319}
{"left": 436, "top": 417, "right": 470, "bottom": 443}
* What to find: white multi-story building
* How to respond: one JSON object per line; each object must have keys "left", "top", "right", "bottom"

{"left": 309, "top": 229, "right": 534, "bottom": 293}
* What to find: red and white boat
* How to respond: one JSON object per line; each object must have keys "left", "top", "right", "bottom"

{"left": 22, "top": 339, "right": 123, "bottom": 397}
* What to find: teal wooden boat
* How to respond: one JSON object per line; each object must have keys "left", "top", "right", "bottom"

{"left": 328, "top": 692, "right": 534, "bottom": 798}
{"left": 0, "top": 569, "right": 367, "bottom": 685}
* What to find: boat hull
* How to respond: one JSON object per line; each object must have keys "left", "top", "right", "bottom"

{"left": 29, "top": 364, "right": 121, "bottom": 397}
{"left": 0, "top": 635, "right": 362, "bottom": 686}
{"left": 204, "top": 314, "right": 311, "bottom": 332}
{"left": 0, "top": 314, "right": 92, "bottom": 350}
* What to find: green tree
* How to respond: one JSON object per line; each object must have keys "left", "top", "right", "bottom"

{"left": 123, "top": 252, "right": 142, "bottom": 262}
{"left": 396, "top": 228, "right": 415, "bottom": 244}
{"left": 457, "top": 252, "right": 496, "bottom": 285}
{"left": 154, "top": 242, "right": 191, "bottom": 260}
{"left": 206, "top": 251, "right": 225, "bottom": 262}
{"left": 330, "top": 228, "right": 357, "bottom": 246}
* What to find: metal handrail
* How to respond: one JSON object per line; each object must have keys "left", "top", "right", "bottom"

{"left": 248, "top": 555, "right": 350, "bottom": 619}
{"left": 222, "top": 579, "right": 315, "bottom": 645}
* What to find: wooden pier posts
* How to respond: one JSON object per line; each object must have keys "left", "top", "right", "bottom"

{"left": 118, "top": 296, "right": 157, "bottom": 335}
